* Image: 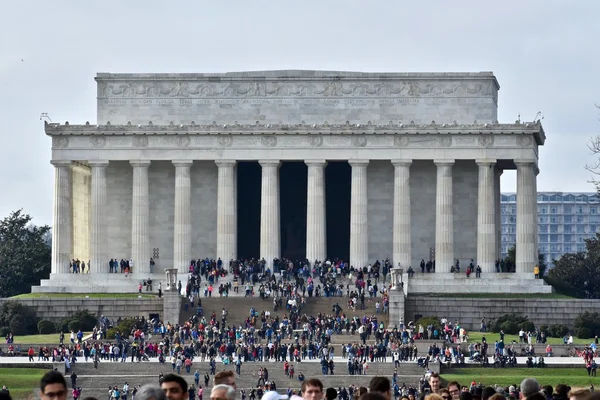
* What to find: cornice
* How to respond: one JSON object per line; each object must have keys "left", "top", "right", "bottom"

{"left": 45, "top": 121, "right": 545, "bottom": 145}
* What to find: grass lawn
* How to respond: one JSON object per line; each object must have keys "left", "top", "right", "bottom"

{"left": 421, "top": 293, "right": 574, "bottom": 299}
{"left": 466, "top": 332, "right": 590, "bottom": 345}
{"left": 0, "top": 368, "right": 48, "bottom": 400}
{"left": 11, "top": 293, "right": 156, "bottom": 299}
{"left": 13, "top": 332, "right": 91, "bottom": 344}
{"left": 442, "top": 367, "right": 597, "bottom": 387}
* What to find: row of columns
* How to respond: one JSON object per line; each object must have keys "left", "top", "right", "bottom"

{"left": 50, "top": 158, "right": 539, "bottom": 275}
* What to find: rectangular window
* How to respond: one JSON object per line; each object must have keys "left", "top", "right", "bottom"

{"left": 564, "top": 206, "right": 572, "bottom": 214}
{"left": 564, "top": 234, "right": 572, "bottom": 243}
{"left": 592, "top": 207, "right": 597, "bottom": 214}
{"left": 564, "top": 216, "right": 572, "bottom": 223}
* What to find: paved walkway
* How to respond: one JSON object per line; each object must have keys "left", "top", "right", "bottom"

{"left": 0, "top": 355, "right": 589, "bottom": 365}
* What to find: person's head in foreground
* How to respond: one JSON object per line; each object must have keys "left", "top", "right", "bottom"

{"left": 214, "top": 371, "right": 237, "bottom": 389}
{"left": 40, "top": 370, "right": 67, "bottom": 400}
{"left": 429, "top": 373, "right": 441, "bottom": 394}
{"left": 161, "top": 374, "right": 189, "bottom": 400}
{"left": 359, "top": 394, "right": 388, "bottom": 400}
{"left": 302, "top": 379, "right": 324, "bottom": 400}
{"left": 210, "top": 385, "right": 236, "bottom": 400}
{"left": 369, "top": 377, "right": 392, "bottom": 400}
{"left": 520, "top": 378, "right": 543, "bottom": 400}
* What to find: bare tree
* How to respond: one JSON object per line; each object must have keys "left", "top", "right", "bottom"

{"left": 585, "top": 104, "right": 600, "bottom": 192}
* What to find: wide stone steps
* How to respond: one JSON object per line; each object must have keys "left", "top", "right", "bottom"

{"left": 71, "top": 360, "right": 423, "bottom": 376}
{"left": 179, "top": 295, "right": 388, "bottom": 326}
{"left": 71, "top": 361, "right": 424, "bottom": 393}
{"left": 74, "top": 374, "right": 422, "bottom": 392}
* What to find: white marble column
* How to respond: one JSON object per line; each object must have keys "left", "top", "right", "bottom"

{"left": 476, "top": 159, "right": 497, "bottom": 273}
{"left": 216, "top": 160, "right": 237, "bottom": 264}
{"left": 305, "top": 160, "right": 327, "bottom": 262}
{"left": 260, "top": 160, "right": 281, "bottom": 269}
{"left": 516, "top": 161, "right": 537, "bottom": 273}
{"left": 89, "top": 161, "right": 109, "bottom": 274}
{"left": 350, "top": 160, "right": 369, "bottom": 269}
{"left": 131, "top": 161, "right": 151, "bottom": 275}
{"left": 494, "top": 167, "right": 503, "bottom": 262}
{"left": 435, "top": 160, "right": 454, "bottom": 273}
{"left": 392, "top": 160, "right": 412, "bottom": 270}
{"left": 51, "top": 161, "right": 73, "bottom": 274}
{"left": 173, "top": 161, "right": 193, "bottom": 274}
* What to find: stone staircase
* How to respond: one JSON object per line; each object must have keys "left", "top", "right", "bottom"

{"left": 70, "top": 359, "right": 425, "bottom": 393}
{"left": 180, "top": 295, "right": 389, "bottom": 326}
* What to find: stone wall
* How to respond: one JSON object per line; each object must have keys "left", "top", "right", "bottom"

{"left": 368, "top": 161, "right": 393, "bottom": 261}
{"left": 405, "top": 296, "right": 600, "bottom": 330}
{"left": 107, "top": 161, "right": 133, "bottom": 262}
{"left": 104, "top": 160, "right": 219, "bottom": 269}
{"left": 190, "top": 161, "right": 218, "bottom": 259}
{"left": 410, "top": 161, "right": 436, "bottom": 266}
{"left": 453, "top": 161, "right": 478, "bottom": 265}
{"left": 0, "top": 298, "right": 163, "bottom": 322}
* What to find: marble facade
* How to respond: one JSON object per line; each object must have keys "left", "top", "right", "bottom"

{"left": 36, "top": 70, "right": 550, "bottom": 294}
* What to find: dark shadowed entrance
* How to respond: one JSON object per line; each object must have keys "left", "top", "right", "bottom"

{"left": 237, "top": 162, "right": 261, "bottom": 259}
{"left": 280, "top": 162, "right": 308, "bottom": 261}
{"left": 326, "top": 161, "right": 351, "bottom": 260}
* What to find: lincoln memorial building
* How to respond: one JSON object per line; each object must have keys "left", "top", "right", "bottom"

{"left": 37, "top": 71, "right": 550, "bottom": 294}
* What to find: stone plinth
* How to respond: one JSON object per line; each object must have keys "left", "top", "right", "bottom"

{"left": 388, "top": 291, "right": 406, "bottom": 329}
{"left": 162, "top": 291, "right": 181, "bottom": 325}
{"left": 33, "top": 272, "right": 168, "bottom": 293}
{"left": 407, "top": 273, "right": 552, "bottom": 294}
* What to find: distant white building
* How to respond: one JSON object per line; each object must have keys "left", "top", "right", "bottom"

{"left": 501, "top": 192, "right": 600, "bottom": 265}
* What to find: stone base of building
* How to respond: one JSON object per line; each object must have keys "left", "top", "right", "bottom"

{"left": 406, "top": 273, "right": 552, "bottom": 294}
{"left": 32, "top": 273, "right": 172, "bottom": 293}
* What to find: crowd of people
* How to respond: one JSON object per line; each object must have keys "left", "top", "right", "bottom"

{"left": 23, "top": 363, "right": 600, "bottom": 400}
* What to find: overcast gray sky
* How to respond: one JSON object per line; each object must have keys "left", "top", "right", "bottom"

{"left": 1, "top": 0, "right": 599, "bottom": 226}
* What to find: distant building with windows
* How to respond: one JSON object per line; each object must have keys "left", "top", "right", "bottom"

{"left": 501, "top": 192, "right": 600, "bottom": 265}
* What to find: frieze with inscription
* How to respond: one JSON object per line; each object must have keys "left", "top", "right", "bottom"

{"left": 99, "top": 80, "right": 496, "bottom": 99}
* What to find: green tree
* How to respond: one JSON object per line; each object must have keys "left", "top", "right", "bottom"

{"left": 547, "top": 234, "right": 600, "bottom": 298}
{"left": 0, "top": 210, "right": 51, "bottom": 297}
{"left": 503, "top": 245, "right": 547, "bottom": 275}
